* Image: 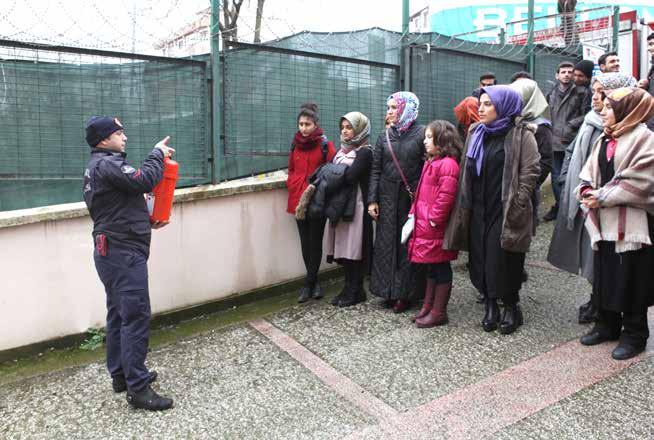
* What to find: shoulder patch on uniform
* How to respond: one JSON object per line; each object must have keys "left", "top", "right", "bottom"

{"left": 121, "top": 165, "right": 136, "bottom": 174}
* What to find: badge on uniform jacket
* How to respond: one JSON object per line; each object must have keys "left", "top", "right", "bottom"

{"left": 121, "top": 165, "right": 136, "bottom": 174}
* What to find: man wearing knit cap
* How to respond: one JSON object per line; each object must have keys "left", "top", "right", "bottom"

{"left": 82, "top": 116, "right": 175, "bottom": 411}
{"left": 574, "top": 60, "right": 595, "bottom": 87}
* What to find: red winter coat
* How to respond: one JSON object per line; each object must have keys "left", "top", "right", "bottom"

{"left": 286, "top": 137, "right": 336, "bottom": 214}
{"left": 408, "top": 156, "right": 460, "bottom": 263}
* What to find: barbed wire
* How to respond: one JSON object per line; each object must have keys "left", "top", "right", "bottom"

{"left": 0, "top": 1, "right": 617, "bottom": 63}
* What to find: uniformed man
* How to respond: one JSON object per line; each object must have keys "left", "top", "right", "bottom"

{"left": 83, "top": 116, "right": 175, "bottom": 411}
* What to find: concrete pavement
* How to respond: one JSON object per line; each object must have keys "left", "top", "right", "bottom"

{"left": 1, "top": 221, "right": 653, "bottom": 439}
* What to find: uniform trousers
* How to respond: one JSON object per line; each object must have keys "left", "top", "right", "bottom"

{"left": 94, "top": 243, "right": 152, "bottom": 392}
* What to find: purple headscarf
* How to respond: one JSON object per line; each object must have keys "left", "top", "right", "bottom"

{"left": 467, "top": 85, "right": 523, "bottom": 176}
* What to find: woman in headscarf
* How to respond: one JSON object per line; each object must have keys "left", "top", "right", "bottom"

{"left": 368, "top": 92, "right": 426, "bottom": 313}
{"left": 576, "top": 87, "right": 654, "bottom": 360}
{"left": 453, "top": 96, "right": 480, "bottom": 141}
{"left": 325, "top": 112, "right": 374, "bottom": 307}
{"left": 444, "top": 86, "right": 540, "bottom": 335}
{"left": 509, "top": 78, "right": 553, "bottom": 191}
{"left": 548, "top": 73, "right": 638, "bottom": 324}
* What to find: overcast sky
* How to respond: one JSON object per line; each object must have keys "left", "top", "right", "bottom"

{"left": 1, "top": 0, "right": 402, "bottom": 54}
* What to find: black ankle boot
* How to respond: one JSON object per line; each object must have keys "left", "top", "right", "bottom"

{"left": 482, "top": 298, "right": 500, "bottom": 332}
{"left": 126, "top": 385, "right": 173, "bottom": 411}
{"left": 112, "top": 370, "right": 158, "bottom": 393}
{"left": 499, "top": 303, "right": 524, "bottom": 335}
{"left": 578, "top": 300, "right": 598, "bottom": 324}
{"left": 312, "top": 282, "right": 324, "bottom": 299}
{"left": 298, "top": 286, "right": 312, "bottom": 303}
{"left": 332, "top": 264, "right": 352, "bottom": 306}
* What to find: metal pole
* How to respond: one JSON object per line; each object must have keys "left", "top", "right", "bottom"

{"left": 527, "top": 0, "right": 535, "bottom": 77}
{"left": 612, "top": 6, "right": 620, "bottom": 52}
{"left": 210, "top": 0, "right": 221, "bottom": 184}
{"left": 400, "top": 0, "right": 410, "bottom": 90}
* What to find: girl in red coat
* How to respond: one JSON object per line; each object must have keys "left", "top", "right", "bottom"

{"left": 286, "top": 102, "right": 336, "bottom": 303}
{"left": 408, "top": 120, "right": 461, "bottom": 328}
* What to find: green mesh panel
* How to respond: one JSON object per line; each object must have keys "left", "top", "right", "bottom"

{"left": 0, "top": 43, "right": 209, "bottom": 211}
{"left": 221, "top": 44, "right": 398, "bottom": 180}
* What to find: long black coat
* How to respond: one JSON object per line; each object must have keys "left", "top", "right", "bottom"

{"left": 367, "top": 124, "right": 425, "bottom": 299}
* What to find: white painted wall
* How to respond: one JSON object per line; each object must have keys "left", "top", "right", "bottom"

{"left": 0, "top": 186, "right": 318, "bottom": 352}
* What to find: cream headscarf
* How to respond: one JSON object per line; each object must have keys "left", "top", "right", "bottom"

{"left": 340, "top": 111, "right": 371, "bottom": 151}
{"left": 509, "top": 78, "right": 551, "bottom": 122}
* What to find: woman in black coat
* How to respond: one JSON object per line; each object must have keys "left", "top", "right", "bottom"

{"left": 367, "top": 92, "right": 425, "bottom": 313}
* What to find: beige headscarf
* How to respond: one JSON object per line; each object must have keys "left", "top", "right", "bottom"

{"left": 340, "top": 112, "right": 371, "bottom": 150}
{"left": 604, "top": 87, "right": 654, "bottom": 138}
{"left": 509, "top": 78, "right": 551, "bottom": 122}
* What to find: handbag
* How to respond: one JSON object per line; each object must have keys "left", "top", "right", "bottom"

{"left": 401, "top": 215, "right": 414, "bottom": 244}
{"left": 385, "top": 129, "right": 414, "bottom": 201}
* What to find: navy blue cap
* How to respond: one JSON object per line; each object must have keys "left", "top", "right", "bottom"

{"left": 85, "top": 116, "right": 124, "bottom": 147}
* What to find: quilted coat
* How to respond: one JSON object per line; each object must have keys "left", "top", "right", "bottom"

{"left": 367, "top": 123, "right": 425, "bottom": 299}
{"left": 408, "top": 157, "right": 460, "bottom": 264}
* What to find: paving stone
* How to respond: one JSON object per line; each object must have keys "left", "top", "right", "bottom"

{"left": 269, "top": 261, "right": 592, "bottom": 412}
{"left": 491, "top": 356, "right": 654, "bottom": 440}
{"left": 0, "top": 326, "right": 373, "bottom": 440}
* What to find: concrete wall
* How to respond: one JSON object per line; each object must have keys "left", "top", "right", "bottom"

{"left": 0, "top": 175, "right": 316, "bottom": 352}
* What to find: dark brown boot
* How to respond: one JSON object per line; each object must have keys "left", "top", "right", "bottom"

{"left": 411, "top": 279, "right": 436, "bottom": 322}
{"left": 416, "top": 283, "right": 451, "bottom": 328}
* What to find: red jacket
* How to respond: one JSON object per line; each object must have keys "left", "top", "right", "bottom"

{"left": 286, "top": 138, "right": 336, "bottom": 214}
{"left": 408, "top": 156, "right": 459, "bottom": 264}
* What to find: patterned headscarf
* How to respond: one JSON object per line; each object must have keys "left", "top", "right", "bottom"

{"left": 604, "top": 87, "right": 654, "bottom": 138}
{"left": 340, "top": 111, "right": 371, "bottom": 151}
{"left": 388, "top": 91, "right": 419, "bottom": 133}
{"left": 509, "top": 78, "right": 551, "bottom": 123}
{"left": 467, "top": 85, "right": 523, "bottom": 176}
{"left": 591, "top": 72, "right": 637, "bottom": 91}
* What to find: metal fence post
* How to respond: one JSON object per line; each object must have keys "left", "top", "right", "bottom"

{"left": 612, "top": 6, "right": 620, "bottom": 52}
{"left": 527, "top": 0, "right": 535, "bottom": 77}
{"left": 210, "top": 0, "right": 222, "bottom": 184}
{"left": 400, "top": 0, "right": 409, "bottom": 91}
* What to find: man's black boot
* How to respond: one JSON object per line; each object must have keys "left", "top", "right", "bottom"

{"left": 126, "top": 385, "right": 173, "bottom": 411}
{"left": 543, "top": 206, "right": 558, "bottom": 222}
{"left": 112, "top": 370, "right": 158, "bottom": 393}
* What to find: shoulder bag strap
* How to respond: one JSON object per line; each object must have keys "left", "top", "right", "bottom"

{"left": 385, "top": 129, "right": 414, "bottom": 200}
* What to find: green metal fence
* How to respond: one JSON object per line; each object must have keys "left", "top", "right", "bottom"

{"left": 0, "top": 27, "right": 587, "bottom": 211}
{"left": 0, "top": 40, "right": 210, "bottom": 211}
{"left": 220, "top": 41, "right": 399, "bottom": 180}
{"left": 408, "top": 36, "right": 580, "bottom": 127}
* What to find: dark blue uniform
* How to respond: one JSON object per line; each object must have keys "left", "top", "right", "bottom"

{"left": 83, "top": 147, "right": 164, "bottom": 392}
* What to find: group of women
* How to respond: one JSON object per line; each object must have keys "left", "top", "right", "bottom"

{"left": 285, "top": 79, "right": 654, "bottom": 360}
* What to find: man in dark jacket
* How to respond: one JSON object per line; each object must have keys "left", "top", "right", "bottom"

{"left": 639, "top": 33, "right": 654, "bottom": 131}
{"left": 83, "top": 116, "right": 175, "bottom": 411}
{"left": 543, "top": 61, "right": 591, "bottom": 221}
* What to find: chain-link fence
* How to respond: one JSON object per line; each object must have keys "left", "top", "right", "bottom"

{"left": 220, "top": 41, "right": 398, "bottom": 180}
{"left": 0, "top": 4, "right": 620, "bottom": 211}
{"left": 0, "top": 40, "right": 209, "bottom": 211}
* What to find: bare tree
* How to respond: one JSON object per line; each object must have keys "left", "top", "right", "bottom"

{"left": 558, "top": 0, "right": 578, "bottom": 47}
{"left": 219, "top": 0, "right": 245, "bottom": 49}
{"left": 253, "top": 0, "right": 266, "bottom": 43}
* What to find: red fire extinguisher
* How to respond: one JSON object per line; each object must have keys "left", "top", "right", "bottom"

{"left": 147, "top": 158, "right": 179, "bottom": 223}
